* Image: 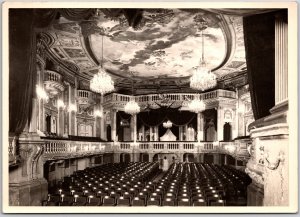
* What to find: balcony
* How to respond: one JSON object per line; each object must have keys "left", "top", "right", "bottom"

{"left": 103, "top": 89, "right": 236, "bottom": 109}
{"left": 44, "top": 70, "right": 64, "bottom": 97}
{"left": 14, "top": 136, "right": 249, "bottom": 162}
{"left": 115, "top": 141, "right": 221, "bottom": 154}
{"left": 76, "top": 90, "right": 97, "bottom": 107}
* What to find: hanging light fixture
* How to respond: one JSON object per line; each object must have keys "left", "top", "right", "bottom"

{"left": 190, "top": 22, "right": 217, "bottom": 91}
{"left": 36, "top": 85, "right": 49, "bottom": 102}
{"left": 163, "top": 120, "right": 173, "bottom": 129}
{"left": 90, "top": 35, "right": 114, "bottom": 95}
{"left": 124, "top": 72, "right": 140, "bottom": 115}
{"left": 94, "top": 109, "right": 103, "bottom": 118}
{"left": 188, "top": 95, "right": 205, "bottom": 113}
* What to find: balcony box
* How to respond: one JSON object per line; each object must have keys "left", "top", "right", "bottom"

{"left": 76, "top": 90, "right": 96, "bottom": 108}
{"left": 44, "top": 70, "right": 64, "bottom": 97}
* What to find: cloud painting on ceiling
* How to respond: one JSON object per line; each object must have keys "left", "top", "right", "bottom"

{"left": 90, "top": 9, "right": 226, "bottom": 79}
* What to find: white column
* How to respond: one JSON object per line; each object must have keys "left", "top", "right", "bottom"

{"left": 154, "top": 126, "right": 159, "bottom": 141}
{"left": 111, "top": 109, "right": 117, "bottom": 141}
{"left": 29, "top": 98, "right": 38, "bottom": 133}
{"left": 74, "top": 85, "right": 78, "bottom": 136}
{"left": 68, "top": 84, "right": 72, "bottom": 135}
{"left": 217, "top": 107, "right": 224, "bottom": 141}
{"left": 131, "top": 114, "right": 137, "bottom": 142}
{"left": 179, "top": 126, "right": 182, "bottom": 141}
{"left": 141, "top": 125, "right": 145, "bottom": 141}
{"left": 232, "top": 109, "right": 238, "bottom": 139}
{"left": 275, "top": 18, "right": 288, "bottom": 104}
{"left": 197, "top": 112, "right": 204, "bottom": 142}
{"left": 150, "top": 127, "right": 153, "bottom": 141}
{"left": 184, "top": 125, "right": 188, "bottom": 141}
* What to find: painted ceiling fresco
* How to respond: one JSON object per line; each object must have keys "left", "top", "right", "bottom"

{"left": 90, "top": 9, "right": 226, "bottom": 79}
{"left": 42, "top": 9, "right": 247, "bottom": 93}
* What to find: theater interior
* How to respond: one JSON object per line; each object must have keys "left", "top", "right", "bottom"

{"left": 7, "top": 8, "right": 292, "bottom": 208}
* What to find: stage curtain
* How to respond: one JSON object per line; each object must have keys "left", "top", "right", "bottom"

{"left": 167, "top": 110, "right": 196, "bottom": 126}
{"left": 9, "top": 9, "right": 96, "bottom": 136}
{"left": 137, "top": 108, "right": 196, "bottom": 127}
{"left": 138, "top": 110, "right": 166, "bottom": 127}
{"left": 243, "top": 12, "right": 275, "bottom": 120}
{"left": 9, "top": 9, "right": 36, "bottom": 136}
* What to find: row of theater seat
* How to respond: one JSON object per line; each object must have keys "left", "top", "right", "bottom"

{"left": 44, "top": 162, "right": 251, "bottom": 206}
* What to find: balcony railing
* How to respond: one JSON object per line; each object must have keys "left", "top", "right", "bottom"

{"left": 44, "top": 70, "right": 64, "bottom": 96}
{"left": 12, "top": 137, "right": 249, "bottom": 163}
{"left": 77, "top": 90, "right": 96, "bottom": 105}
{"left": 103, "top": 89, "right": 236, "bottom": 106}
{"left": 44, "top": 70, "right": 62, "bottom": 82}
{"left": 42, "top": 139, "right": 113, "bottom": 160}
{"left": 115, "top": 141, "right": 221, "bottom": 153}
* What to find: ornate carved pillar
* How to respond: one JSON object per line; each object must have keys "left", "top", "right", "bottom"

{"left": 217, "top": 106, "right": 224, "bottom": 141}
{"left": 57, "top": 94, "right": 64, "bottom": 137}
{"left": 246, "top": 11, "right": 289, "bottom": 207}
{"left": 130, "top": 114, "right": 137, "bottom": 142}
{"left": 197, "top": 112, "right": 204, "bottom": 142}
{"left": 9, "top": 136, "right": 48, "bottom": 206}
{"left": 111, "top": 109, "right": 117, "bottom": 141}
{"left": 275, "top": 14, "right": 288, "bottom": 104}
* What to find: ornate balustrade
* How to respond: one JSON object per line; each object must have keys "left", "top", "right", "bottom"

{"left": 103, "top": 89, "right": 236, "bottom": 108}
{"left": 44, "top": 70, "right": 64, "bottom": 97}
{"left": 115, "top": 141, "right": 228, "bottom": 154}
{"left": 219, "top": 138, "right": 251, "bottom": 161}
{"left": 44, "top": 70, "right": 62, "bottom": 82}
{"left": 77, "top": 89, "right": 96, "bottom": 106}
{"left": 42, "top": 139, "right": 113, "bottom": 160}
{"left": 12, "top": 137, "right": 240, "bottom": 163}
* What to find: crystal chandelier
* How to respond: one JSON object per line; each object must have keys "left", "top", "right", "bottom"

{"left": 190, "top": 26, "right": 217, "bottom": 91}
{"left": 163, "top": 120, "right": 173, "bottom": 129}
{"left": 124, "top": 72, "right": 140, "bottom": 115}
{"left": 188, "top": 96, "right": 205, "bottom": 113}
{"left": 124, "top": 99, "right": 140, "bottom": 115}
{"left": 90, "top": 35, "right": 114, "bottom": 95}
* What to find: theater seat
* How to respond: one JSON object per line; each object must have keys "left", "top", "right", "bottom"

{"left": 86, "top": 196, "right": 101, "bottom": 206}
{"left": 132, "top": 197, "right": 145, "bottom": 206}
{"left": 102, "top": 196, "right": 115, "bottom": 206}
{"left": 193, "top": 199, "right": 207, "bottom": 206}
{"left": 117, "top": 196, "right": 130, "bottom": 206}
{"left": 147, "top": 198, "right": 160, "bottom": 206}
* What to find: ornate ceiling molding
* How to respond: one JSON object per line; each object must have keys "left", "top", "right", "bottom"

{"left": 39, "top": 9, "right": 249, "bottom": 94}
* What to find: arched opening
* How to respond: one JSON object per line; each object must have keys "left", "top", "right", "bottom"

{"left": 46, "top": 115, "right": 51, "bottom": 133}
{"left": 106, "top": 125, "right": 111, "bottom": 141}
{"left": 153, "top": 154, "right": 159, "bottom": 162}
{"left": 124, "top": 153, "right": 131, "bottom": 163}
{"left": 120, "top": 153, "right": 124, "bottom": 163}
{"left": 227, "top": 155, "right": 236, "bottom": 165}
{"left": 203, "top": 154, "right": 214, "bottom": 164}
{"left": 140, "top": 153, "right": 149, "bottom": 162}
{"left": 223, "top": 123, "right": 232, "bottom": 141}
{"left": 183, "top": 153, "right": 195, "bottom": 162}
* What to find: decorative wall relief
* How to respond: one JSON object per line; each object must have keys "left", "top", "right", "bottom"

{"left": 245, "top": 167, "right": 264, "bottom": 186}
{"left": 63, "top": 48, "right": 86, "bottom": 58}
{"left": 224, "top": 109, "right": 233, "bottom": 122}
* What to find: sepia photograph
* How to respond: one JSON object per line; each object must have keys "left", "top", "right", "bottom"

{"left": 2, "top": 1, "right": 298, "bottom": 213}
